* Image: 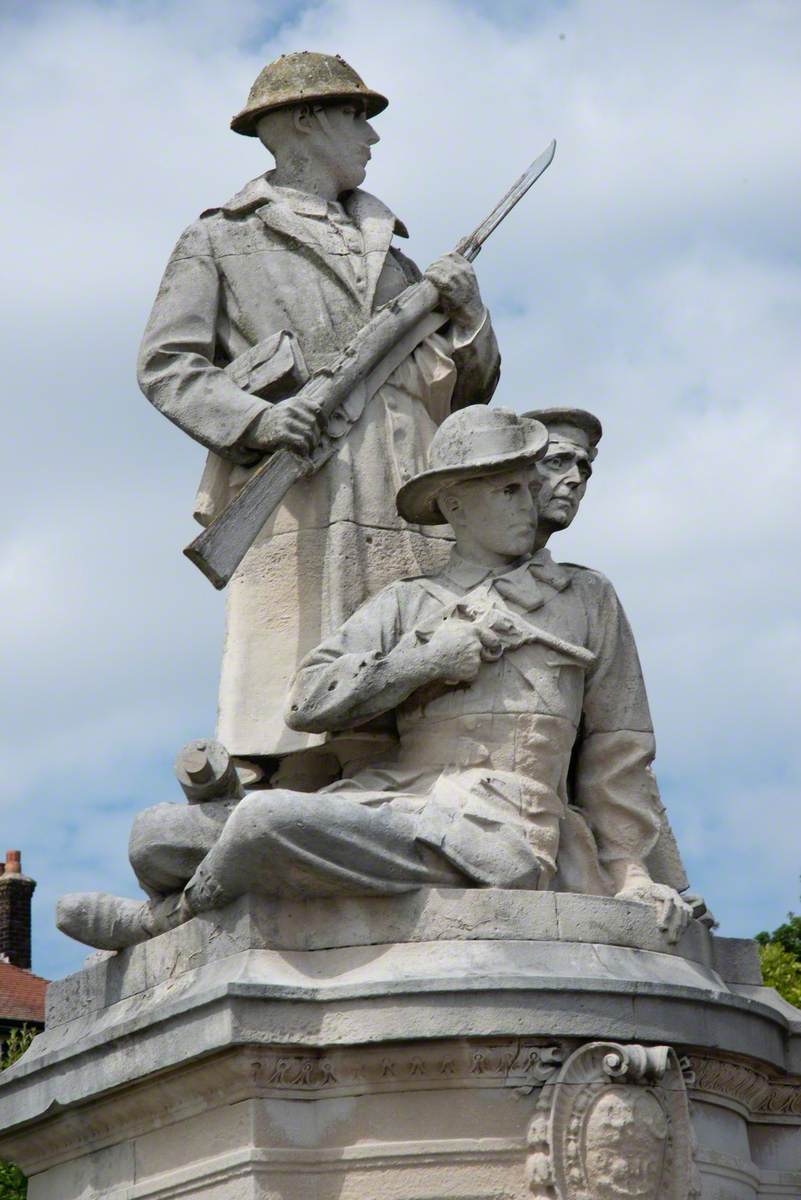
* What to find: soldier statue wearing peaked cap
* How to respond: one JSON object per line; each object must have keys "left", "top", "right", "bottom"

{"left": 524, "top": 405, "right": 711, "bottom": 909}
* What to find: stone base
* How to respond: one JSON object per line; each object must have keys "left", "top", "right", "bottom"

{"left": 0, "top": 891, "right": 800, "bottom": 1198}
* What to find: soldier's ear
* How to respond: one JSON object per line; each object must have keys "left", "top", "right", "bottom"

{"left": 292, "top": 105, "right": 316, "bottom": 136}
{"left": 437, "top": 490, "right": 461, "bottom": 521}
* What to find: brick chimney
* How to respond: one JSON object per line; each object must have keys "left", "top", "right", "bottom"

{"left": 0, "top": 852, "right": 36, "bottom": 970}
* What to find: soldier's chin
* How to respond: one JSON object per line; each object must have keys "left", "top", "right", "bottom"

{"left": 341, "top": 162, "right": 367, "bottom": 190}
{"left": 504, "top": 530, "right": 537, "bottom": 557}
{"left": 543, "top": 504, "right": 575, "bottom": 530}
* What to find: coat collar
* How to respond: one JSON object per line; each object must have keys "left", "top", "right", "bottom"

{"left": 204, "top": 174, "right": 408, "bottom": 307}
{"left": 347, "top": 188, "right": 408, "bottom": 310}
{"left": 442, "top": 547, "right": 572, "bottom": 612}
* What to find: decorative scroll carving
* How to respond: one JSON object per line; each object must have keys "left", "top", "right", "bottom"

{"left": 526, "top": 1042, "right": 699, "bottom": 1200}
{"left": 689, "top": 1054, "right": 801, "bottom": 1117}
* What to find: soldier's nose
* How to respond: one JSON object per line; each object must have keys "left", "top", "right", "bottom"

{"left": 365, "top": 121, "right": 380, "bottom": 146}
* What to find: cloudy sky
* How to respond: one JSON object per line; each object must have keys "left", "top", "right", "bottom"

{"left": 2, "top": 0, "right": 799, "bottom": 981}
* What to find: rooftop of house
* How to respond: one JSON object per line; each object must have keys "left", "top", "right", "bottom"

{"left": 0, "top": 851, "right": 48, "bottom": 1015}
{"left": 0, "top": 960, "right": 47, "bottom": 1025}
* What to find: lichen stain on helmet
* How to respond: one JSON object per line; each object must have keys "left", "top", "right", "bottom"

{"left": 231, "top": 51, "right": 388, "bottom": 136}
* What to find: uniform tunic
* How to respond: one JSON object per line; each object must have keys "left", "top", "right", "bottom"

{"left": 166, "top": 549, "right": 684, "bottom": 908}
{"left": 138, "top": 175, "right": 500, "bottom": 757}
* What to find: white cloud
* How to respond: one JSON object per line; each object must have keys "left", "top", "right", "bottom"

{"left": 2, "top": 0, "right": 800, "bottom": 977}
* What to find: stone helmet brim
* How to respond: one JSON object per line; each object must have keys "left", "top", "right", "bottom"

{"left": 231, "top": 50, "right": 389, "bottom": 137}
{"left": 397, "top": 407, "right": 549, "bottom": 526}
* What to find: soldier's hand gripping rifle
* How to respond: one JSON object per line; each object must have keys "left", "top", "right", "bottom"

{"left": 184, "top": 140, "right": 557, "bottom": 589}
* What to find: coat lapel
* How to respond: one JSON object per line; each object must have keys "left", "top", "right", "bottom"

{"left": 211, "top": 175, "right": 407, "bottom": 310}
{"left": 254, "top": 196, "right": 357, "bottom": 298}
{"left": 527, "top": 548, "right": 571, "bottom": 592}
{"left": 347, "top": 189, "right": 405, "bottom": 311}
{"left": 491, "top": 550, "right": 571, "bottom": 612}
{"left": 438, "top": 549, "right": 571, "bottom": 615}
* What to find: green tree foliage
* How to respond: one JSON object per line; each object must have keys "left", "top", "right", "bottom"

{"left": 756, "top": 905, "right": 801, "bottom": 1009}
{"left": 758, "top": 941, "right": 801, "bottom": 1008}
{"left": 0, "top": 1162, "right": 26, "bottom": 1200}
{"left": 0, "top": 1026, "right": 36, "bottom": 1071}
{"left": 0, "top": 1025, "right": 36, "bottom": 1200}
{"left": 756, "top": 912, "right": 801, "bottom": 961}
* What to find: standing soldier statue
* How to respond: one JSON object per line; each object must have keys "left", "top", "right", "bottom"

{"left": 138, "top": 52, "right": 501, "bottom": 783}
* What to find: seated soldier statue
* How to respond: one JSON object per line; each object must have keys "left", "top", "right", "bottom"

{"left": 524, "top": 405, "right": 697, "bottom": 896}
{"left": 58, "top": 406, "right": 693, "bottom": 951}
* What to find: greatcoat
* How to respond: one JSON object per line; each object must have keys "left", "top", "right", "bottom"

{"left": 138, "top": 174, "right": 500, "bottom": 759}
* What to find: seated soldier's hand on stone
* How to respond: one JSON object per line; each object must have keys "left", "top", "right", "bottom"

{"left": 424, "top": 618, "right": 487, "bottom": 684}
{"left": 244, "top": 396, "right": 324, "bottom": 456}
{"left": 424, "top": 252, "right": 485, "bottom": 330}
{"left": 616, "top": 880, "right": 694, "bottom": 945}
{"left": 682, "top": 891, "right": 718, "bottom": 930}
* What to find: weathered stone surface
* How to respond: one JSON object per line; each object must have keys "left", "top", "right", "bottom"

{"left": 523, "top": 405, "right": 603, "bottom": 550}
{"left": 527, "top": 1042, "right": 699, "bottom": 1198}
{"left": 710, "top": 934, "right": 764, "bottom": 985}
{"left": 47, "top": 889, "right": 729, "bottom": 1029}
{"left": 5, "top": 892, "right": 796, "bottom": 1114}
{"left": 1, "top": 893, "right": 799, "bottom": 1198}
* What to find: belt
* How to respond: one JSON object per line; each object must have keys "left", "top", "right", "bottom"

{"left": 398, "top": 713, "right": 576, "bottom": 770}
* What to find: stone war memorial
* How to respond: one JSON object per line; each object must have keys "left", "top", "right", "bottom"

{"left": 1, "top": 50, "right": 799, "bottom": 1200}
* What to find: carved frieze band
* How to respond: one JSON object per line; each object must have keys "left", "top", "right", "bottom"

{"left": 688, "top": 1054, "right": 801, "bottom": 1118}
{"left": 4, "top": 1038, "right": 568, "bottom": 1173}
{"left": 249, "top": 1037, "right": 565, "bottom": 1094}
{"left": 10, "top": 1037, "right": 801, "bottom": 1179}
{"left": 242, "top": 1043, "right": 801, "bottom": 1116}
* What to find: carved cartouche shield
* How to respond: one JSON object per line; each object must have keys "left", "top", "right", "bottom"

{"left": 527, "top": 1042, "right": 699, "bottom": 1200}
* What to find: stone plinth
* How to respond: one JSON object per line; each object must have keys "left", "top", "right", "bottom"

{"left": 1, "top": 890, "right": 800, "bottom": 1199}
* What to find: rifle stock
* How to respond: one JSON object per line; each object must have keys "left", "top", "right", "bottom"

{"left": 184, "top": 447, "right": 310, "bottom": 588}
{"left": 185, "top": 279, "right": 442, "bottom": 588}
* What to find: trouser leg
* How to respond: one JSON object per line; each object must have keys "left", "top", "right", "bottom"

{"left": 185, "top": 789, "right": 462, "bottom": 911}
{"left": 129, "top": 800, "right": 235, "bottom": 900}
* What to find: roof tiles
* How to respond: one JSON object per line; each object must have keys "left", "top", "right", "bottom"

{"left": 0, "top": 962, "right": 48, "bottom": 1024}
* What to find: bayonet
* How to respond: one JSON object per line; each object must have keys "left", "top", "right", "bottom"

{"left": 455, "top": 139, "right": 557, "bottom": 262}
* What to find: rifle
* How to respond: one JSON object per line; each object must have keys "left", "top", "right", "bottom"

{"left": 184, "top": 140, "right": 557, "bottom": 589}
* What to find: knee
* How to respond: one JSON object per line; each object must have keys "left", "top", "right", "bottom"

{"left": 128, "top": 803, "right": 177, "bottom": 877}
{"left": 226, "top": 789, "right": 305, "bottom": 843}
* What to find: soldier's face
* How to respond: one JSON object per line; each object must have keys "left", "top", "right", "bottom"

{"left": 536, "top": 426, "right": 593, "bottom": 534}
{"left": 448, "top": 467, "right": 539, "bottom": 561}
{"left": 309, "top": 102, "right": 380, "bottom": 192}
